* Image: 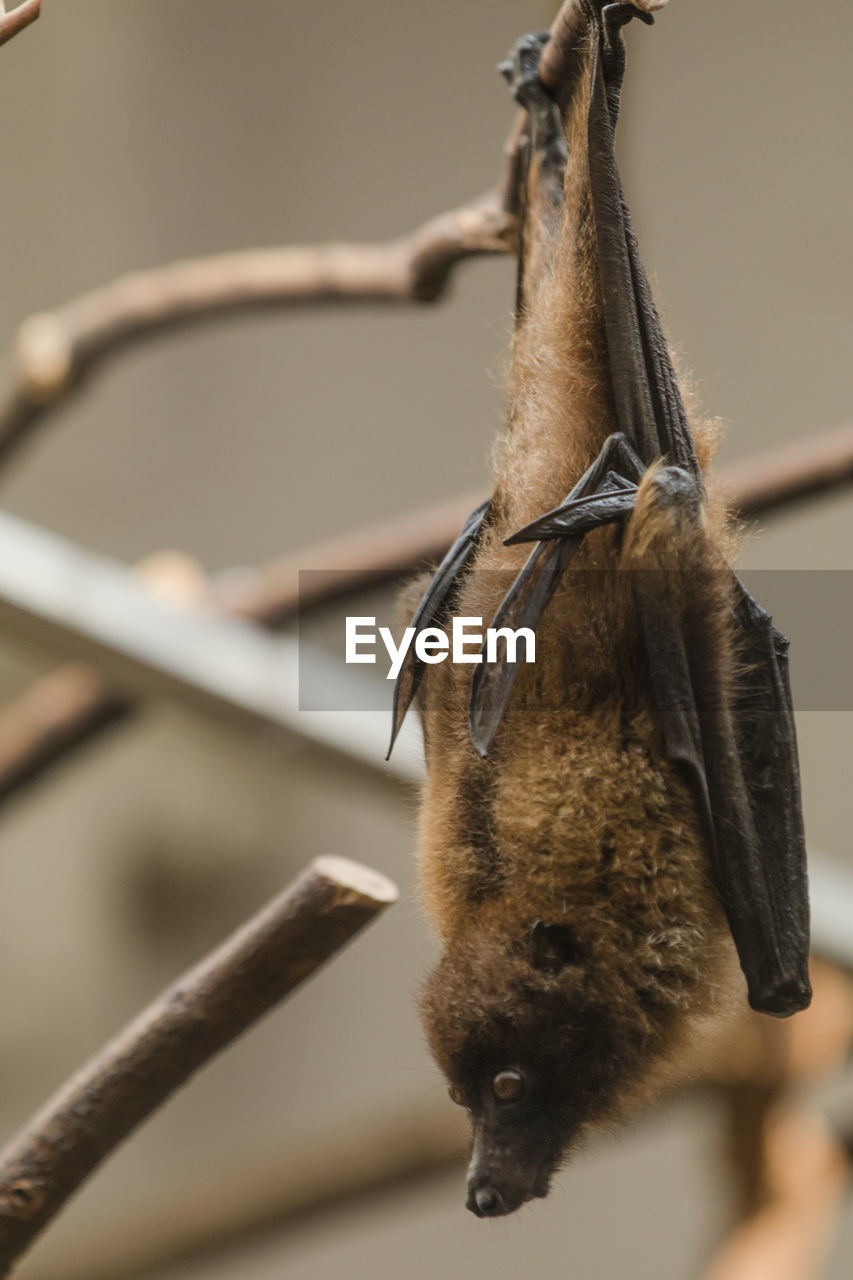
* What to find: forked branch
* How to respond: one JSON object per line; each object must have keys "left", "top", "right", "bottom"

{"left": 0, "top": 0, "right": 663, "bottom": 474}
{"left": 0, "top": 194, "right": 512, "bottom": 470}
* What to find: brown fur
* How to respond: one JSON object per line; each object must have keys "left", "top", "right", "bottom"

{"left": 406, "top": 42, "right": 745, "bottom": 1212}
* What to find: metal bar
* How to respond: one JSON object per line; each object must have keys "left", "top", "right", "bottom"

{"left": 0, "top": 511, "right": 423, "bottom": 783}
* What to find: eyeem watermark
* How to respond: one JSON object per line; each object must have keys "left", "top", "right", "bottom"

{"left": 298, "top": 569, "right": 853, "bottom": 711}
{"left": 345, "top": 616, "right": 536, "bottom": 680}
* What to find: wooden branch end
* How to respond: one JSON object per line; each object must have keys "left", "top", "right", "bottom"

{"left": 0, "top": 0, "right": 41, "bottom": 49}
{"left": 312, "top": 855, "right": 399, "bottom": 908}
{"left": 15, "top": 315, "right": 74, "bottom": 404}
{"left": 0, "top": 856, "right": 398, "bottom": 1274}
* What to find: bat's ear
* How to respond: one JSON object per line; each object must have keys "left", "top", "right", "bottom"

{"left": 529, "top": 920, "right": 585, "bottom": 973}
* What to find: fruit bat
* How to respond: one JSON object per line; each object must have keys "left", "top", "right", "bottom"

{"left": 389, "top": 1, "right": 810, "bottom": 1218}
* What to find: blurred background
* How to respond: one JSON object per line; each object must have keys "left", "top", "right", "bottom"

{"left": 0, "top": 1, "right": 851, "bottom": 1277}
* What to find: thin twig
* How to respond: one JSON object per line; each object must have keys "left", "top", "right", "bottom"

{"left": 0, "top": 856, "right": 398, "bottom": 1277}
{"left": 0, "top": 0, "right": 41, "bottom": 49}
{"left": 0, "top": 194, "right": 512, "bottom": 472}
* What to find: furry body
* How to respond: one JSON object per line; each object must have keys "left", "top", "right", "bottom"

{"left": 408, "top": 26, "right": 760, "bottom": 1216}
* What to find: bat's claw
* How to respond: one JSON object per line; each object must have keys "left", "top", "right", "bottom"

{"left": 498, "top": 31, "right": 551, "bottom": 108}
{"left": 500, "top": 32, "right": 567, "bottom": 182}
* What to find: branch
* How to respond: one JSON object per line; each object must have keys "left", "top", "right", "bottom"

{"left": 23, "top": 1108, "right": 466, "bottom": 1280}
{"left": 0, "top": 0, "right": 40, "bottom": 48}
{"left": 215, "top": 487, "right": 486, "bottom": 624}
{"left": 0, "top": 855, "right": 397, "bottom": 1276}
{"left": 701, "top": 1100, "right": 848, "bottom": 1280}
{"left": 716, "top": 422, "right": 853, "bottom": 520}
{"left": 541, "top": 0, "right": 668, "bottom": 97}
{"left": 698, "top": 959, "right": 853, "bottom": 1280}
{"left": 0, "top": 513, "right": 420, "bottom": 780}
{"left": 499, "top": 0, "right": 669, "bottom": 206}
{"left": 0, "top": 194, "right": 512, "bottom": 472}
{"left": 0, "top": 0, "right": 660, "bottom": 472}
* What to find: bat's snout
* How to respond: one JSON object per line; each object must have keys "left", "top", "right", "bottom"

{"left": 466, "top": 1179, "right": 517, "bottom": 1218}
{"left": 465, "top": 1115, "right": 555, "bottom": 1217}
{"left": 466, "top": 1158, "right": 548, "bottom": 1218}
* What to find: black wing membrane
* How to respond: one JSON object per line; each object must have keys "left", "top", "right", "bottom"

{"left": 586, "top": 2, "right": 701, "bottom": 482}
{"left": 387, "top": 499, "right": 491, "bottom": 756}
{"left": 631, "top": 545, "right": 811, "bottom": 1016}
{"left": 470, "top": 433, "right": 643, "bottom": 756}
{"left": 725, "top": 591, "right": 811, "bottom": 1011}
{"left": 584, "top": 4, "right": 810, "bottom": 1014}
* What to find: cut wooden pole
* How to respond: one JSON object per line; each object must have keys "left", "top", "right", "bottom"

{"left": 0, "top": 856, "right": 398, "bottom": 1277}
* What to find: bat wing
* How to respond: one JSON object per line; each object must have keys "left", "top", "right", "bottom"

{"left": 586, "top": 7, "right": 810, "bottom": 1014}
{"left": 631, "top": 529, "right": 811, "bottom": 1016}
{"left": 387, "top": 499, "right": 490, "bottom": 755}
{"left": 586, "top": 2, "right": 701, "bottom": 481}
{"left": 470, "top": 455, "right": 640, "bottom": 756}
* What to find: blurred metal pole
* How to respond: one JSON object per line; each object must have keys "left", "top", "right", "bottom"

{"left": 0, "top": 511, "right": 423, "bottom": 783}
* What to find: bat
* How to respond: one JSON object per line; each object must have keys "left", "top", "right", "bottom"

{"left": 389, "top": 1, "right": 810, "bottom": 1218}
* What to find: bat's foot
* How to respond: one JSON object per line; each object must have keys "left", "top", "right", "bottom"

{"left": 499, "top": 32, "right": 567, "bottom": 181}
{"left": 498, "top": 31, "right": 550, "bottom": 108}
{"left": 622, "top": 464, "right": 708, "bottom": 572}
{"left": 640, "top": 465, "right": 702, "bottom": 518}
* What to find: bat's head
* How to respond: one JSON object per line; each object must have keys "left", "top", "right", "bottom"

{"left": 421, "top": 918, "right": 676, "bottom": 1217}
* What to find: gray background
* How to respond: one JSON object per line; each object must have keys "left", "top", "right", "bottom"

{"left": 0, "top": 2, "right": 850, "bottom": 1277}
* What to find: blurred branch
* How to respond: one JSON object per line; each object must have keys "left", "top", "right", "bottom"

{"left": 0, "top": 194, "right": 512, "bottom": 473}
{"left": 2, "top": 414, "right": 853, "bottom": 811}
{"left": 0, "top": 0, "right": 40, "bottom": 48}
{"left": 0, "top": 0, "right": 662, "bottom": 474}
{"left": 700, "top": 959, "right": 853, "bottom": 1280}
{"left": 700, "top": 1098, "right": 848, "bottom": 1280}
{"left": 716, "top": 422, "right": 853, "bottom": 521}
{"left": 215, "top": 487, "right": 486, "bottom": 624}
{"left": 0, "top": 664, "right": 129, "bottom": 802}
{"left": 0, "top": 856, "right": 398, "bottom": 1277}
{"left": 24, "top": 1107, "right": 467, "bottom": 1280}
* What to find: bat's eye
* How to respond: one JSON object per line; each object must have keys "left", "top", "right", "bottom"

{"left": 491, "top": 1068, "right": 525, "bottom": 1103}
{"left": 448, "top": 1085, "right": 464, "bottom": 1106}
